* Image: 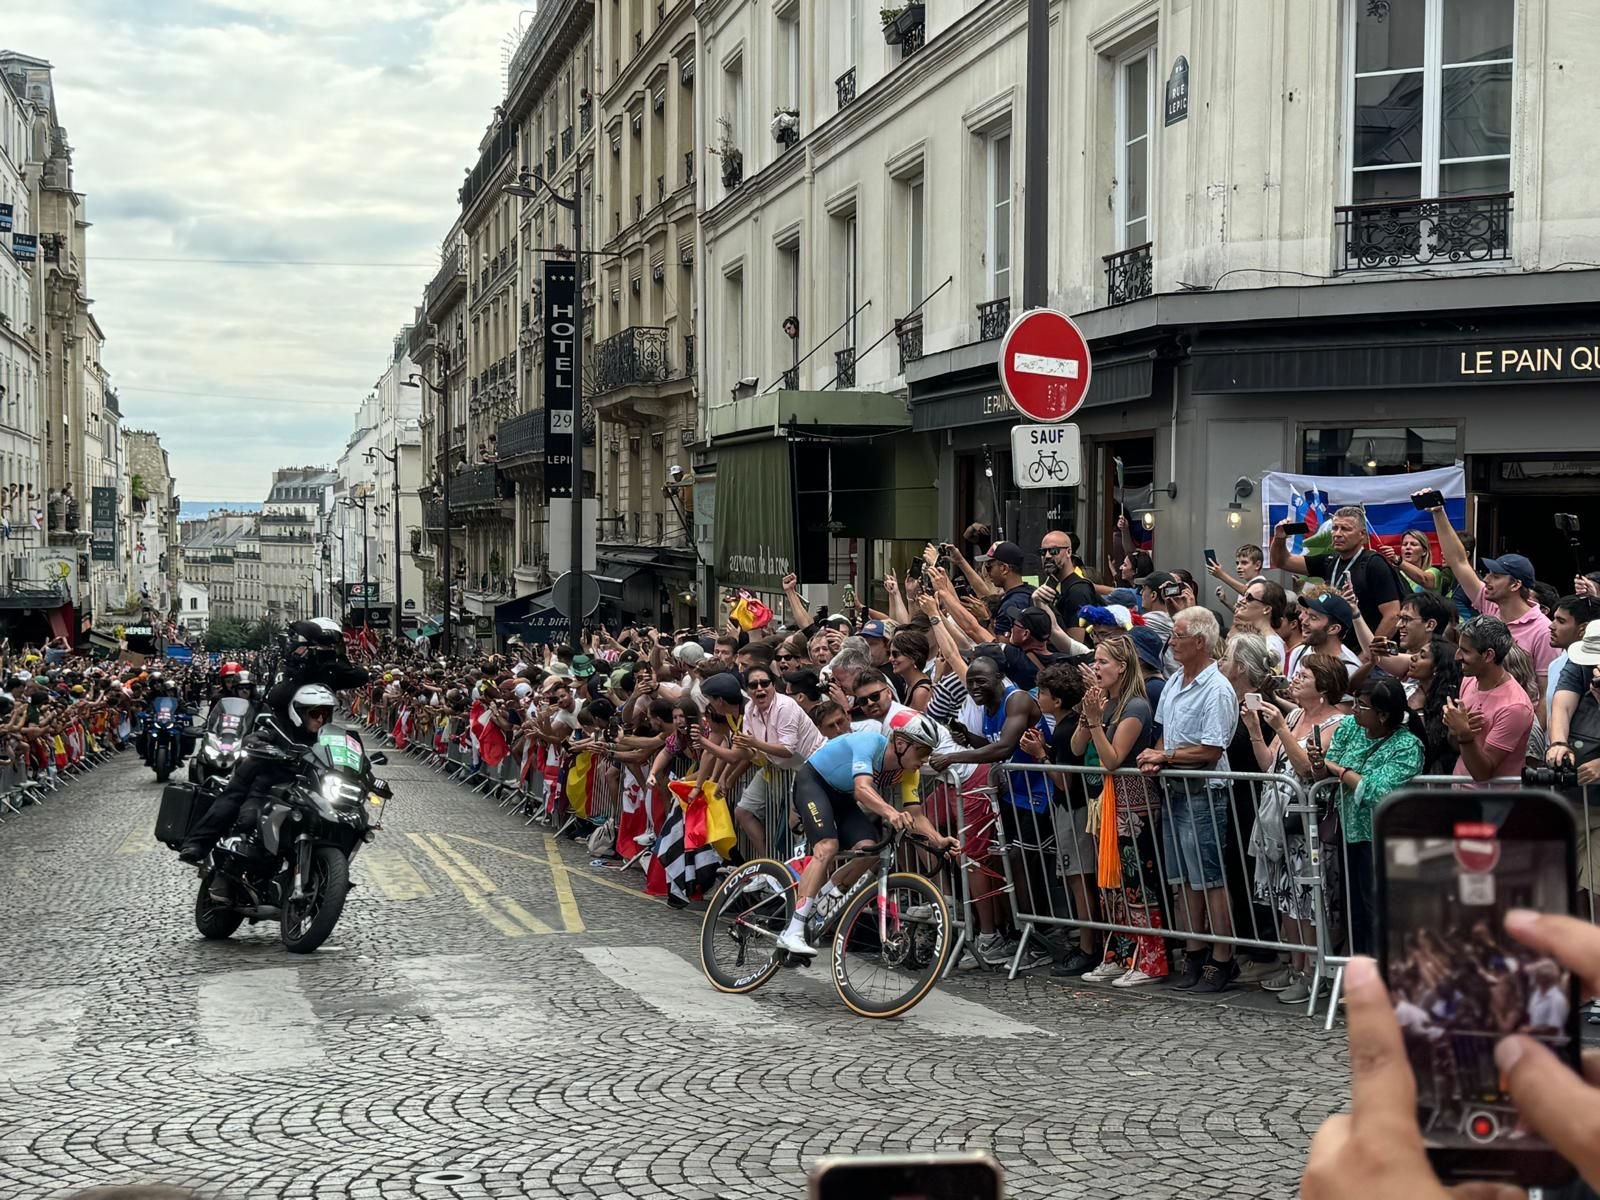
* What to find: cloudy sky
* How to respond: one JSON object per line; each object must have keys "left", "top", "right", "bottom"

{"left": 6, "top": 0, "right": 525, "bottom": 501}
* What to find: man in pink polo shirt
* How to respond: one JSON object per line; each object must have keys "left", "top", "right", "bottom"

{"left": 1421, "top": 497, "right": 1556, "bottom": 707}
{"left": 1444, "top": 615, "right": 1534, "bottom": 782}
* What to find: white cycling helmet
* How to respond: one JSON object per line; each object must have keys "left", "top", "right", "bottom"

{"left": 888, "top": 711, "right": 941, "bottom": 751}
{"left": 288, "top": 683, "right": 337, "bottom": 729}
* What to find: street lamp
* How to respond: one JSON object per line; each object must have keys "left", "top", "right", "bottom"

{"left": 504, "top": 165, "right": 587, "bottom": 641}
{"left": 403, "top": 368, "right": 453, "bottom": 655}
{"left": 365, "top": 444, "right": 404, "bottom": 638}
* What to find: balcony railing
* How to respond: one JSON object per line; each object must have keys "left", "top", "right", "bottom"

{"left": 900, "top": 17, "right": 927, "bottom": 56}
{"left": 546, "top": 147, "right": 557, "bottom": 177}
{"left": 781, "top": 366, "right": 799, "bottom": 391}
{"left": 976, "top": 296, "right": 1011, "bottom": 342}
{"left": 561, "top": 125, "right": 573, "bottom": 157}
{"left": 580, "top": 101, "right": 593, "bottom": 134}
{"left": 835, "top": 67, "right": 857, "bottom": 110}
{"left": 426, "top": 247, "right": 466, "bottom": 311}
{"left": 1103, "top": 242, "right": 1153, "bottom": 306}
{"left": 684, "top": 150, "right": 695, "bottom": 187}
{"left": 497, "top": 409, "right": 546, "bottom": 461}
{"left": 449, "top": 465, "right": 509, "bottom": 509}
{"left": 423, "top": 499, "right": 447, "bottom": 531}
{"left": 834, "top": 347, "right": 856, "bottom": 388}
{"left": 595, "top": 326, "right": 671, "bottom": 393}
{"left": 683, "top": 334, "right": 695, "bottom": 377}
{"left": 1334, "top": 192, "right": 1513, "bottom": 272}
{"left": 895, "top": 314, "right": 923, "bottom": 373}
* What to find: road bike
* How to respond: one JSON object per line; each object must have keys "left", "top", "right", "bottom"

{"left": 698, "top": 826, "right": 953, "bottom": 1019}
{"left": 1024, "top": 450, "right": 1073, "bottom": 484}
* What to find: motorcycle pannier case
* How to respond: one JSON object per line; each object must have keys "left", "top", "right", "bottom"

{"left": 155, "top": 780, "right": 208, "bottom": 848}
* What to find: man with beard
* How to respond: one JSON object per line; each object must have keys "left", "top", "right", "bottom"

{"left": 1271, "top": 506, "right": 1402, "bottom": 637}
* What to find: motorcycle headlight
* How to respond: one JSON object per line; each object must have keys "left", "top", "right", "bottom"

{"left": 320, "top": 775, "right": 346, "bottom": 805}
{"left": 204, "top": 743, "right": 220, "bottom": 760}
{"left": 320, "top": 775, "right": 364, "bottom": 809}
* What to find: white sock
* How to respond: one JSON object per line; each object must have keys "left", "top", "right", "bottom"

{"left": 820, "top": 882, "right": 841, "bottom": 900}
{"left": 786, "top": 898, "right": 812, "bottom": 936}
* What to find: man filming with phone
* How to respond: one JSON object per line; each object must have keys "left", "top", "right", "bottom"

{"left": 1032, "top": 530, "right": 1099, "bottom": 632}
{"left": 1271, "top": 506, "right": 1402, "bottom": 638}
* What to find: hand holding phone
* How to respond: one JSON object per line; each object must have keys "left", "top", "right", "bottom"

{"left": 1411, "top": 488, "right": 1446, "bottom": 512}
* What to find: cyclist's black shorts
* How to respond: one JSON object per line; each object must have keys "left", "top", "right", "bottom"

{"left": 793, "top": 764, "right": 880, "bottom": 848}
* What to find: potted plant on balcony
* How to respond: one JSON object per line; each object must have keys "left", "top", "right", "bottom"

{"left": 771, "top": 107, "right": 800, "bottom": 148}
{"left": 881, "top": 3, "right": 924, "bottom": 44}
{"left": 711, "top": 116, "right": 743, "bottom": 190}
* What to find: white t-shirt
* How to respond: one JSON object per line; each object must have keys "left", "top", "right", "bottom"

{"left": 1288, "top": 640, "right": 1361, "bottom": 677}
{"left": 1528, "top": 983, "right": 1570, "bottom": 1032}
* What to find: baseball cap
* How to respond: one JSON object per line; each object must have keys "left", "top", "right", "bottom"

{"left": 1135, "top": 570, "right": 1175, "bottom": 592}
{"left": 1302, "top": 591, "right": 1355, "bottom": 631}
{"left": 975, "top": 541, "right": 1025, "bottom": 570}
{"left": 673, "top": 641, "right": 707, "bottom": 667}
{"left": 700, "top": 671, "right": 747, "bottom": 705}
{"left": 860, "top": 619, "right": 890, "bottom": 640}
{"left": 1013, "top": 607, "right": 1052, "bottom": 641}
{"left": 1479, "top": 552, "right": 1536, "bottom": 589}
{"left": 822, "top": 613, "right": 853, "bottom": 632}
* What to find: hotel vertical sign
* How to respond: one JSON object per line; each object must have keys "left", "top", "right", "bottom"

{"left": 542, "top": 258, "right": 578, "bottom": 503}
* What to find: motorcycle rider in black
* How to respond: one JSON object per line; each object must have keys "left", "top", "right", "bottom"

{"left": 264, "top": 618, "right": 369, "bottom": 725}
{"left": 179, "top": 683, "right": 336, "bottom": 864}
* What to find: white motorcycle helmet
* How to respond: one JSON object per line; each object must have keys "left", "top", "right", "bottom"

{"left": 288, "top": 683, "right": 337, "bottom": 730}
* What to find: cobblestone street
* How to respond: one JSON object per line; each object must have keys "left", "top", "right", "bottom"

{"left": 0, "top": 748, "right": 1349, "bottom": 1199}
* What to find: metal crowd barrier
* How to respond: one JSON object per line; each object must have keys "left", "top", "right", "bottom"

{"left": 991, "top": 762, "right": 1330, "bottom": 1012}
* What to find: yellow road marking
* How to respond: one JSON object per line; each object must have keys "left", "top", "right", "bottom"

{"left": 116, "top": 827, "right": 156, "bottom": 855}
{"left": 355, "top": 841, "right": 435, "bottom": 901}
{"left": 405, "top": 832, "right": 528, "bottom": 938}
{"left": 450, "top": 833, "right": 667, "bottom": 907}
{"left": 422, "top": 834, "right": 501, "bottom": 894}
{"left": 491, "top": 895, "right": 556, "bottom": 935}
{"left": 543, "top": 834, "right": 586, "bottom": 933}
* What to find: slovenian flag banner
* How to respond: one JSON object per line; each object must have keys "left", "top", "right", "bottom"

{"left": 1260, "top": 464, "right": 1467, "bottom": 560}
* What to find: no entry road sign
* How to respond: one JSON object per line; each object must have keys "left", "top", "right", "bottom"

{"left": 999, "top": 307, "right": 1093, "bottom": 422}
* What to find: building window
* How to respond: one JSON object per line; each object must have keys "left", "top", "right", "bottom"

{"left": 907, "top": 176, "right": 925, "bottom": 308}
{"left": 1115, "top": 46, "right": 1154, "bottom": 249}
{"left": 1301, "top": 424, "right": 1459, "bottom": 477}
{"left": 1348, "top": 0, "right": 1513, "bottom": 202}
{"left": 842, "top": 214, "right": 858, "bottom": 348}
{"left": 987, "top": 131, "right": 1012, "bottom": 301}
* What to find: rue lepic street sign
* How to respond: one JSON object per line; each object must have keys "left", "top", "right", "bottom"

{"left": 998, "top": 307, "right": 1093, "bottom": 423}
{"left": 1011, "top": 422, "right": 1082, "bottom": 489}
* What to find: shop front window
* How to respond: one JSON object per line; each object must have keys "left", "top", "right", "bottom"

{"left": 1301, "top": 424, "right": 1458, "bottom": 476}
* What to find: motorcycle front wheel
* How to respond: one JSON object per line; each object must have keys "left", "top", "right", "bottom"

{"left": 194, "top": 872, "right": 244, "bottom": 940}
{"left": 153, "top": 744, "right": 172, "bottom": 783}
{"left": 281, "top": 845, "right": 349, "bottom": 954}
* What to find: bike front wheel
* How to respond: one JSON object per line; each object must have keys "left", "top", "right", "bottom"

{"left": 699, "top": 858, "right": 795, "bottom": 994}
{"left": 831, "top": 872, "right": 952, "bottom": 1018}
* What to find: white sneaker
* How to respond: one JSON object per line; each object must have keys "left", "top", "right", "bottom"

{"left": 777, "top": 928, "right": 817, "bottom": 956}
{"left": 1112, "top": 968, "right": 1161, "bottom": 988}
{"left": 633, "top": 831, "right": 655, "bottom": 847}
{"left": 1083, "top": 959, "right": 1125, "bottom": 982}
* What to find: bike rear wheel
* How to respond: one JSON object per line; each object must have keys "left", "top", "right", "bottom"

{"left": 831, "top": 872, "right": 952, "bottom": 1018}
{"left": 699, "top": 858, "right": 794, "bottom": 994}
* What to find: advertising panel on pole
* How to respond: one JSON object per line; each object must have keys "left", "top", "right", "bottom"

{"left": 542, "top": 259, "right": 579, "bottom": 502}
{"left": 998, "top": 308, "right": 1093, "bottom": 422}
{"left": 91, "top": 486, "right": 117, "bottom": 562}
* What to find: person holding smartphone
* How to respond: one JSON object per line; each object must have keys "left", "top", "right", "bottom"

{"left": 1272, "top": 507, "right": 1402, "bottom": 637}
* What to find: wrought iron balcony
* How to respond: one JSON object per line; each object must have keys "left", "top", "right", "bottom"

{"left": 1103, "top": 241, "right": 1153, "bottom": 306}
{"left": 900, "top": 18, "right": 926, "bottom": 55}
{"left": 895, "top": 314, "right": 923, "bottom": 373}
{"left": 684, "top": 150, "right": 695, "bottom": 187}
{"left": 423, "top": 499, "right": 447, "bottom": 531}
{"left": 545, "top": 147, "right": 557, "bottom": 177}
{"left": 1334, "top": 192, "right": 1513, "bottom": 272}
{"left": 595, "top": 326, "right": 671, "bottom": 393}
{"left": 683, "top": 334, "right": 695, "bottom": 377}
{"left": 426, "top": 247, "right": 465, "bottom": 312}
{"left": 580, "top": 101, "right": 593, "bottom": 134}
{"left": 835, "top": 67, "right": 857, "bottom": 110}
{"left": 834, "top": 346, "right": 856, "bottom": 388}
{"left": 780, "top": 366, "right": 799, "bottom": 391}
{"left": 561, "top": 125, "right": 573, "bottom": 157}
{"left": 497, "top": 409, "right": 546, "bottom": 461}
{"left": 976, "top": 296, "right": 1011, "bottom": 342}
{"left": 449, "top": 465, "right": 510, "bottom": 509}
{"left": 656, "top": 175, "right": 665, "bottom": 203}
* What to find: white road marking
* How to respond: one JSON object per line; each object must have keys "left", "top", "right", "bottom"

{"left": 196, "top": 968, "right": 323, "bottom": 1075}
{"left": 786, "top": 967, "right": 1051, "bottom": 1037}
{"left": 391, "top": 954, "right": 556, "bottom": 1053}
{"left": 579, "top": 946, "right": 802, "bottom": 1035}
{"left": 0, "top": 986, "right": 89, "bottom": 1081}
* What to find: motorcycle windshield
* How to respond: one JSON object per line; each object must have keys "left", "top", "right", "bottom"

{"left": 152, "top": 698, "right": 178, "bottom": 717}
{"left": 315, "top": 728, "right": 366, "bottom": 774}
{"left": 215, "top": 697, "right": 250, "bottom": 735}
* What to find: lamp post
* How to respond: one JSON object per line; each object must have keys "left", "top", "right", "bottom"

{"left": 340, "top": 494, "right": 371, "bottom": 635}
{"left": 504, "top": 166, "right": 586, "bottom": 641}
{"left": 365, "top": 444, "right": 404, "bottom": 638}
{"left": 404, "top": 368, "right": 452, "bottom": 655}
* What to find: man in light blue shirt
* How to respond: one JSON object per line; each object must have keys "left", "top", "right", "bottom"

{"left": 1138, "top": 606, "right": 1240, "bottom": 993}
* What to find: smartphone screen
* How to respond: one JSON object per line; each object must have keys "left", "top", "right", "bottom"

{"left": 810, "top": 1154, "right": 1003, "bottom": 1200}
{"left": 1411, "top": 489, "right": 1445, "bottom": 511}
{"left": 1282, "top": 521, "right": 1310, "bottom": 535}
{"left": 1376, "top": 789, "right": 1578, "bottom": 1186}
{"left": 1204, "top": 548, "right": 1218, "bottom": 565}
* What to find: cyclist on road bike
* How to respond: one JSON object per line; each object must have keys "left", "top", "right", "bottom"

{"left": 778, "top": 713, "right": 955, "bottom": 956}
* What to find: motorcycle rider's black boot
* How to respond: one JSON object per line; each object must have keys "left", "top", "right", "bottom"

{"left": 178, "top": 840, "right": 207, "bottom": 865}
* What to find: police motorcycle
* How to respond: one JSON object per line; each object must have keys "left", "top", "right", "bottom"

{"left": 159, "top": 687, "right": 393, "bottom": 953}
{"left": 188, "top": 694, "right": 253, "bottom": 788}
{"left": 139, "top": 683, "right": 197, "bottom": 783}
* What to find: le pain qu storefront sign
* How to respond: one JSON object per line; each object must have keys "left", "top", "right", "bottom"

{"left": 1457, "top": 341, "right": 1600, "bottom": 379}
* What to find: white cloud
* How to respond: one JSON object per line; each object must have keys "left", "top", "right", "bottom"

{"left": 5, "top": 0, "right": 523, "bottom": 501}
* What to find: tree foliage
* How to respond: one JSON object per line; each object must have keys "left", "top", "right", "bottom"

{"left": 202, "top": 615, "right": 282, "bottom": 651}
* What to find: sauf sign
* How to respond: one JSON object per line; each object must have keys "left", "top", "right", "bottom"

{"left": 999, "top": 307, "right": 1092, "bottom": 490}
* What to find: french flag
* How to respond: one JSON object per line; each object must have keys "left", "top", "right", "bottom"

{"left": 1259, "top": 464, "right": 1467, "bottom": 559}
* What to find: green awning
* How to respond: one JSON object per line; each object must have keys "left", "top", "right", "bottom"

{"left": 413, "top": 622, "right": 441, "bottom": 639}
{"left": 713, "top": 438, "right": 796, "bottom": 592}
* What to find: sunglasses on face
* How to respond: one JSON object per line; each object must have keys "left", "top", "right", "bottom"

{"left": 748, "top": 679, "right": 774, "bottom": 691}
{"left": 775, "top": 653, "right": 797, "bottom": 662}
{"left": 856, "top": 688, "right": 893, "bottom": 707}
{"left": 1038, "top": 546, "right": 1065, "bottom": 556}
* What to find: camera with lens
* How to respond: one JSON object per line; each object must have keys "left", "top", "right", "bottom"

{"left": 1522, "top": 763, "right": 1579, "bottom": 788}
